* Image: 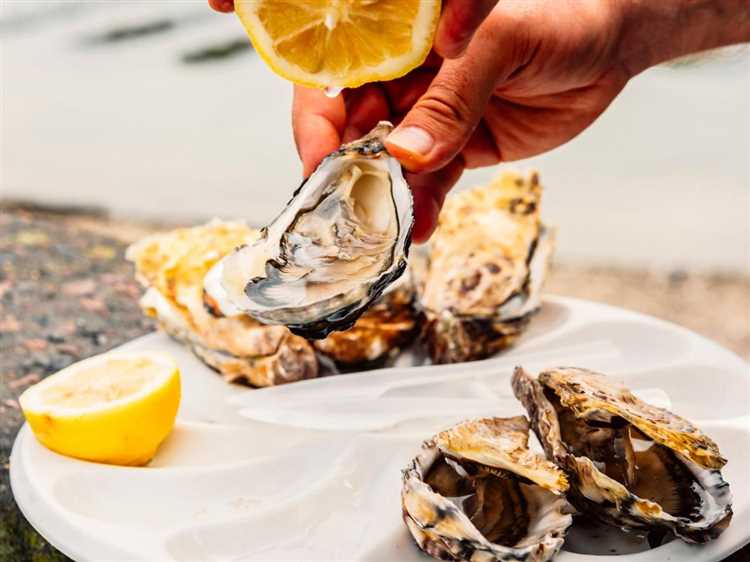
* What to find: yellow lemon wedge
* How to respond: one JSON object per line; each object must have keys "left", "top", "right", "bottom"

{"left": 19, "top": 352, "right": 180, "bottom": 466}
{"left": 235, "top": 0, "right": 441, "bottom": 89}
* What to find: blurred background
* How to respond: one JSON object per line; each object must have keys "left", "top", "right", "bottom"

{"left": 2, "top": 1, "right": 748, "bottom": 271}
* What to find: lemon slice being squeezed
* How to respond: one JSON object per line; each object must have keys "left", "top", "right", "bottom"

{"left": 236, "top": 0, "right": 441, "bottom": 89}
{"left": 20, "top": 352, "right": 180, "bottom": 466}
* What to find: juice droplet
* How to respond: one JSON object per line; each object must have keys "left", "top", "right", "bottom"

{"left": 324, "top": 12, "right": 337, "bottom": 31}
{"left": 324, "top": 86, "right": 343, "bottom": 98}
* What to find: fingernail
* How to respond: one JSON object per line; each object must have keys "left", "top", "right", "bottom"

{"left": 386, "top": 126, "right": 434, "bottom": 157}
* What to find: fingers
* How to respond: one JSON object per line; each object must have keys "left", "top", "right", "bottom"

{"left": 482, "top": 73, "right": 626, "bottom": 161}
{"left": 292, "top": 86, "right": 346, "bottom": 177}
{"left": 342, "top": 84, "right": 391, "bottom": 142}
{"left": 208, "top": 0, "right": 234, "bottom": 13}
{"left": 408, "top": 157, "right": 464, "bottom": 243}
{"left": 435, "top": 0, "right": 499, "bottom": 58}
{"left": 384, "top": 28, "right": 502, "bottom": 173}
{"left": 383, "top": 69, "right": 435, "bottom": 114}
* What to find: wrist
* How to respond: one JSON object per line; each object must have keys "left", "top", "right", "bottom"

{"left": 616, "top": 0, "right": 750, "bottom": 77}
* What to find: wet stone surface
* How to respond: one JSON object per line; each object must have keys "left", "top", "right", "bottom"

{"left": 0, "top": 210, "right": 153, "bottom": 561}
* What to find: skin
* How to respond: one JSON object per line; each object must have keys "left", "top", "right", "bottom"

{"left": 211, "top": 0, "right": 750, "bottom": 242}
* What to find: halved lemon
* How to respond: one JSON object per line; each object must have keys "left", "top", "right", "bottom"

{"left": 19, "top": 352, "right": 181, "bottom": 466}
{"left": 235, "top": 0, "right": 441, "bottom": 89}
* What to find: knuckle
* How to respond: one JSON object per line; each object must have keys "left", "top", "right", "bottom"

{"left": 417, "top": 82, "right": 475, "bottom": 130}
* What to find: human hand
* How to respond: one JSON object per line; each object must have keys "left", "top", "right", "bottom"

{"left": 209, "top": 0, "right": 499, "bottom": 242}
{"left": 217, "top": 0, "right": 748, "bottom": 242}
{"left": 294, "top": 0, "right": 631, "bottom": 241}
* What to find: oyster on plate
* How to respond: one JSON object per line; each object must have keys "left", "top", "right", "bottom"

{"left": 418, "top": 171, "right": 554, "bottom": 364}
{"left": 204, "top": 122, "right": 413, "bottom": 340}
{"left": 512, "top": 367, "right": 732, "bottom": 544}
{"left": 312, "top": 272, "right": 417, "bottom": 368}
{"left": 402, "top": 416, "right": 572, "bottom": 562}
{"left": 127, "top": 220, "right": 318, "bottom": 387}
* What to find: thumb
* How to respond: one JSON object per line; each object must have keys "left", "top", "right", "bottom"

{"left": 385, "top": 45, "right": 499, "bottom": 173}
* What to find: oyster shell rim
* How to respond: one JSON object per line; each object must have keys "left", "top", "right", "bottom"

{"left": 511, "top": 366, "right": 734, "bottom": 544}
{"left": 204, "top": 121, "right": 414, "bottom": 340}
{"left": 401, "top": 416, "right": 573, "bottom": 562}
{"left": 538, "top": 367, "right": 726, "bottom": 470}
{"left": 417, "top": 171, "right": 554, "bottom": 364}
{"left": 126, "top": 220, "right": 319, "bottom": 387}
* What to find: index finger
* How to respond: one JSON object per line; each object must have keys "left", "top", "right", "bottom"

{"left": 435, "top": 0, "right": 499, "bottom": 58}
{"left": 292, "top": 86, "right": 347, "bottom": 177}
{"left": 208, "top": 0, "right": 234, "bottom": 13}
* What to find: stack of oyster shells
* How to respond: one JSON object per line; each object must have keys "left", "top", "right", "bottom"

{"left": 125, "top": 124, "right": 733, "bottom": 559}
{"left": 127, "top": 169, "right": 551, "bottom": 386}
{"left": 401, "top": 367, "right": 733, "bottom": 562}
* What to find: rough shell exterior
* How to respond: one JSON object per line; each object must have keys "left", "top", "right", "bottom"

{"left": 512, "top": 367, "right": 732, "bottom": 544}
{"left": 127, "top": 220, "right": 318, "bottom": 387}
{"left": 204, "top": 122, "right": 413, "bottom": 340}
{"left": 540, "top": 367, "right": 726, "bottom": 469}
{"left": 313, "top": 274, "right": 417, "bottom": 368}
{"left": 419, "top": 171, "right": 553, "bottom": 364}
{"left": 402, "top": 417, "right": 572, "bottom": 562}
{"left": 280, "top": 122, "right": 413, "bottom": 338}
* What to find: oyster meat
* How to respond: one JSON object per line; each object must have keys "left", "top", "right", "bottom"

{"left": 512, "top": 367, "right": 732, "bottom": 544}
{"left": 204, "top": 122, "right": 413, "bottom": 339}
{"left": 402, "top": 416, "right": 572, "bottom": 562}
{"left": 127, "top": 220, "right": 318, "bottom": 387}
{"left": 418, "top": 171, "right": 553, "bottom": 364}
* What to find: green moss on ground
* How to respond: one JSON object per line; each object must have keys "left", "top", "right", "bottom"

{"left": 0, "top": 488, "right": 71, "bottom": 562}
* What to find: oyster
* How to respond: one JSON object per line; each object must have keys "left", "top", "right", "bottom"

{"left": 418, "top": 171, "right": 553, "bottom": 364}
{"left": 312, "top": 270, "right": 417, "bottom": 368}
{"left": 402, "top": 416, "right": 572, "bottom": 562}
{"left": 204, "top": 122, "right": 413, "bottom": 339}
{"left": 127, "top": 221, "right": 318, "bottom": 387}
{"left": 512, "top": 367, "right": 732, "bottom": 544}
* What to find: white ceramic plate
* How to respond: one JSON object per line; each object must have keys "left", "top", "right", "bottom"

{"left": 11, "top": 297, "right": 750, "bottom": 562}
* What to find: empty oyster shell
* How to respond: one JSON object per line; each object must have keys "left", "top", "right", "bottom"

{"left": 418, "top": 171, "right": 553, "bottom": 364}
{"left": 127, "top": 220, "right": 318, "bottom": 387}
{"left": 402, "top": 417, "right": 572, "bottom": 562}
{"left": 204, "top": 122, "right": 413, "bottom": 339}
{"left": 512, "top": 367, "right": 732, "bottom": 544}
{"left": 312, "top": 272, "right": 417, "bottom": 368}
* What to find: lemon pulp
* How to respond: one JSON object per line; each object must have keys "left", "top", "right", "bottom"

{"left": 235, "top": 0, "right": 441, "bottom": 89}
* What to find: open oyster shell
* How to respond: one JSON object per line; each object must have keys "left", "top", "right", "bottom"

{"left": 312, "top": 272, "right": 417, "bottom": 368}
{"left": 402, "top": 417, "right": 572, "bottom": 562}
{"left": 512, "top": 367, "right": 732, "bottom": 544}
{"left": 204, "top": 122, "right": 413, "bottom": 340}
{"left": 127, "top": 220, "right": 318, "bottom": 387}
{"left": 418, "top": 171, "right": 554, "bottom": 364}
